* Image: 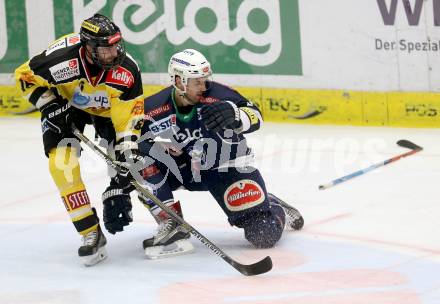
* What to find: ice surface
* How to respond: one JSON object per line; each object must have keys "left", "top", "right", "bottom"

{"left": 1, "top": 118, "right": 440, "bottom": 304}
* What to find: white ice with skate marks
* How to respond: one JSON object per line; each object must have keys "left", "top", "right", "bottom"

{"left": 1, "top": 118, "right": 440, "bottom": 304}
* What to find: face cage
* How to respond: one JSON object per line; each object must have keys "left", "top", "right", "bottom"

{"left": 89, "top": 41, "right": 126, "bottom": 71}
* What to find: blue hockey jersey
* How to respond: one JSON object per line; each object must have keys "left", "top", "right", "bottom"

{"left": 141, "top": 82, "right": 262, "bottom": 169}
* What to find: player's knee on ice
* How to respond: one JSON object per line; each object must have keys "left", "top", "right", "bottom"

{"left": 240, "top": 204, "right": 285, "bottom": 248}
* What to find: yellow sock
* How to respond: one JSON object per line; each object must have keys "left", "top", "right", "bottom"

{"left": 48, "top": 146, "right": 98, "bottom": 235}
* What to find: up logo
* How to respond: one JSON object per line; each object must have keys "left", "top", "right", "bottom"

{"left": 72, "top": 89, "right": 109, "bottom": 108}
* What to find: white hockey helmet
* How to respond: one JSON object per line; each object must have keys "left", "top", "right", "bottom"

{"left": 168, "top": 49, "right": 212, "bottom": 91}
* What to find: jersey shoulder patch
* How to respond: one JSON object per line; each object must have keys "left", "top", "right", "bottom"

{"left": 49, "top": 58, "right": 80, "bottom": 82}
{"left": 46, "top": 33, "right": 80, "bottom": 56}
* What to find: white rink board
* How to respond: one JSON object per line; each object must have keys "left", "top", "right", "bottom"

{"left": 2, "top": 0, "right": 440, "bottom": 92}
{"left": 224, "top": 0, "right": 440, "bottom": 91}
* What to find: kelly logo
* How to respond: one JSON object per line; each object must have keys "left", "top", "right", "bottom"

{"left": 106, "top": 66, "right": 134, "bottom": 87}
{"left": 377, "top": 0, "right": 440, "bottom": 26}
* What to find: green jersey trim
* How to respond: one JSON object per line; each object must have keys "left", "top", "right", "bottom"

{"left": 171, "top": 88, "right": 197, "bottom": 122}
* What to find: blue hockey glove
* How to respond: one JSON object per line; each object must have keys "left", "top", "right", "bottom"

{"left": 200, "top": 100, "right": 242, "bottom": 133}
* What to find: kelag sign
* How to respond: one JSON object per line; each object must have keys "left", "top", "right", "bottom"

{"left": 0, "top": 0, "right": 302, "bottom": 76}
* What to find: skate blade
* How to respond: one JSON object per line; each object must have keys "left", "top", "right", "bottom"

{"left": 144, "top": 239, "right": 195, "bottom": 260}
{"left": 81, "top": 247, "right": 108, "bottom": 267}
{"left": 285, "top": 216, "right": 304, "bottom": 231}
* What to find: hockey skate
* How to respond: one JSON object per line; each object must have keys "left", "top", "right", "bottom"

{"left": 143, "top": 217, "right": 194, "bottom": 259}
{"left": 78, "top": 224, "right": 107, "bottom": 266}
{"left": 268, "top": 193, "right": 304, "bottom": 231}
{"left": 138, "top": 197, "right": 195, "bottom": 259}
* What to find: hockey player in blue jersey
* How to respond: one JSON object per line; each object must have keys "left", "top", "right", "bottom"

{"left": 103, "top": 49, "right": 304, "bottom": 258}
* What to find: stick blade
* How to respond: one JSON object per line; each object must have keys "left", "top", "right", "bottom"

{"left": 232, "top": 256, "right": 273, "bottom": 276}
{"left": 292, "top": 109, "right": 323, "bottom": 120}
{"left": 397, "top": 140, "right": 423, "bottom": 151}
{"left": 318, "top": 184, "right": 327, "bottom": 190}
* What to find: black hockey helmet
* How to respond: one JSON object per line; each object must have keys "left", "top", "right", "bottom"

{"left": 80, "top": 14, "right": 126, "bottom": 70}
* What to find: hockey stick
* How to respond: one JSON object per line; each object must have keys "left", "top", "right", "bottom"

{"left": 7, "top": 104, "right": 38, "bottom": 115}
{"left": 72, "top": 127, "right": 272, "bottom": 276}
{"left": 289, "top": 107, "right": 325, "bottom": 120}
{"left": 318, "top": 140, "right": 423, "bottom": 190}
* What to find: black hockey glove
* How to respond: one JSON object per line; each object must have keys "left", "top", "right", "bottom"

{"left": 40, "top": 98, "right": 72, "bottom": 134}
{"left": 114, "top": 142, "right": 145, "bottom": 189}
{"left": 200, "top": 100, "right": 242, "bottom": 133}
{"left": 102, "top": 185, "right": 133, "bottom": 234}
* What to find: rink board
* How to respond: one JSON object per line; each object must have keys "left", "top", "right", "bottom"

{"left": 1, "top": 85, "right": 440, "bottom": 128}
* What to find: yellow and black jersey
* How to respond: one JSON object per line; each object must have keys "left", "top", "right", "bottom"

{"left": 15, "top": 33, "right": 144, "bottom": 141}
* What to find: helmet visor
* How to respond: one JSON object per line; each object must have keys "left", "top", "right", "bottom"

{"left": 187, "top": 75, "right": 212, "bottom": 92}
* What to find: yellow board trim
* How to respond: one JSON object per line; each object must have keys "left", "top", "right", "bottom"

{"left": 2, "top": 85, "right": 440, "bottom": 128}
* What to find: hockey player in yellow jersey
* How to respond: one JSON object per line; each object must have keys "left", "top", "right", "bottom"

{"left": 15, "top": 14, "right": 144, "bottom": 266}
